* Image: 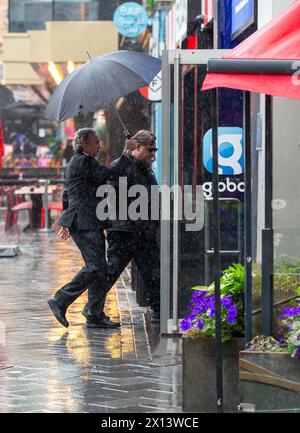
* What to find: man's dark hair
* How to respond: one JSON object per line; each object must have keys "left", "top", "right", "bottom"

{"left": 132, "top": 130, "right": 156, "bottom": 147}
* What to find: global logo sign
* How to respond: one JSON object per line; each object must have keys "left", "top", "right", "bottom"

{"left": 203, "top": 127, "right": 244, "bottom": 175}
{"left": 113, "top": 2, "right": 148, "bottom": 38}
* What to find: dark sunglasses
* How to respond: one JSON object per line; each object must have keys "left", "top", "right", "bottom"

{"left": 146, "top": 146, "right": 158, "bottom": 153}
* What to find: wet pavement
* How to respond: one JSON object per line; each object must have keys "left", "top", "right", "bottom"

{"left": 0, "top": 228, "right": 182, "bottom": 413}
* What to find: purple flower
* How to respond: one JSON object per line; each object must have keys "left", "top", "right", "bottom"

{"left": 191, "top": 291, "right": 207, "bottom": 302}
{"left": 209, "top": 310, "right": 215, "bottom": 318}
{"left": 226, "top": 305, "right": 238, "bottom": 324}
{"left": 289, "top": 322, "right": 296, "bottom": 331}
{"left": 221, "top": 296, "right": 233, "bottom": 308}
{"left": 196, "top": 318, "right": 204, "bottom": 329}
{"left": 180, "top": 318, "right": 192, "bottom": 332}
{"left": 296, "top": 346, "right": 300, "bottom": 358}
{"left": 280, "top": 306, "right": 300, "bottom": 319}
{"left": 180, "top": 282, "right": 244, "bottom": 337}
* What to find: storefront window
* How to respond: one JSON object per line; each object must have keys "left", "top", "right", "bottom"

{"left": 163, "top": 59, "right": 245, "bottom": 321}
{"left": 272, "top": 98, "right": 300, "bottom": 335}
{"left": 8, "top": 0, "right": 119, "bottom": 32}
{"left": 177, "top": 65, "right": 244, "bottom": 318}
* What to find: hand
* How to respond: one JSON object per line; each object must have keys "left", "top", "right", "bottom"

{"left": 58, "top": 226, "right": 70, "bottom": 241}
{"left": 124, "top": 138, "right": 138, "bottom": 152}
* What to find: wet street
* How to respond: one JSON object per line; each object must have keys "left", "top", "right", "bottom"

{"left": 0, "top": 229, "right": 182, "bottom": 413}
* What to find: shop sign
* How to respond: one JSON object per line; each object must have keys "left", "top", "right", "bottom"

{"left": 166, "top": 5, "right": 175, "bottom": 49}
{"left": 203, "top": 127, "right": 244, "bottom": 175}
{"left": 139, "top": 72, "right": 162, "bottom": 102}
{"left": 113, "top": 2, "right": 148, "bottom": 38}
{"left": 231, "top": 0, "right": 255, "bottom": 40}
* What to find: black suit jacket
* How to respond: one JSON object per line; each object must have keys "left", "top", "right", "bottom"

{"left": 56, "top": 152, "right": 129, "bottom": 230}
{"left": 108, "top": 156, "right": 160, "bottom": 233}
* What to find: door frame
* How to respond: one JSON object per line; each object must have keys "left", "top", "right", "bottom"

{"left": 160, "top": 49, "right": 230, "bottom": 334}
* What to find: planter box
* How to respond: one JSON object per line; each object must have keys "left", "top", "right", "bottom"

{"left": 239, "top": 351, "right": 300, "bottom": 412}
{"left": 183, "top": 337, "right": 244, "bottom": 413}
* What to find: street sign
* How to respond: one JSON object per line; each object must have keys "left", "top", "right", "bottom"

{"left": 113, "top": 2, "right": 148, "bottom": 38}
{"left": 139, "top": 71, "right": 162, "bottom": 101}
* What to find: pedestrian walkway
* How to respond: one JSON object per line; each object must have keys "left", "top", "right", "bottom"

{"left": 0, "top": 230, "right": 182, "bottom": 413}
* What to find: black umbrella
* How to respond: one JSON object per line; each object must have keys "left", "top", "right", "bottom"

{"left": 44, "top": 50, "right": 162, "bottom": 134}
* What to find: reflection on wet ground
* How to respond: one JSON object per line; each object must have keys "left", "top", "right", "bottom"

{"left": 0, "top": 230, "right": 182, "bottom": 413}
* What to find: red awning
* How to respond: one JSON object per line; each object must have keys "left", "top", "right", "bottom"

{"left": 202, "top": 1, "right": 300, "bottom": 98}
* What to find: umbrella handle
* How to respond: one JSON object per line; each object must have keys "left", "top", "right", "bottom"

{"left": 114, "top": 107, "right": 131, "bottom": 139}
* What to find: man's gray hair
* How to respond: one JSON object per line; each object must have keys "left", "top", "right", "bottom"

{"left": 72, "top": 128, "right": 96, "bottom": 153}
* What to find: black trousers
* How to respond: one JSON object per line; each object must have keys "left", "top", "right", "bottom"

{"left": 54, "top": 223, "right": 109, "bottom": 319}
{"left": 83, "top": 230, "right": 160, "bottom": 315}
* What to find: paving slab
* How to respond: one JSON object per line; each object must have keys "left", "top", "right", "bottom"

{"left": 0, "top": 230, "right": 182, "bottom": 413}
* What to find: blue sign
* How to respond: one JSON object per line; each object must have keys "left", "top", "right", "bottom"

{"left": 203, "top": 127, "right": 244, "bottom": 175}
{"left": 113, "top": 2, "right": 148, "bottom": 38}
{"left": 231, "top": 0, "right": 255, "bottom": 40}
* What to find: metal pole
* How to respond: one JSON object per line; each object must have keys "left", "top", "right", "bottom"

{"left": 244, "top": 91, "right": 253, "bottom": 343}
{"left": 8, "top": 0, "right": 11, "bottom": 32}
{"left": 172, "top": 52, "right": 180, "bottom": 333}
{"left": 262, "top": 95, "right": 274, "bottom": 336}
{"left": 161, "top": 50, "right": 171, "bottom": 335}
{"left": 52, "top": 0, "right": 55, "bottom": 21}
{"left": 39, "top": 179, "right": 53, "bottom": 233}
{"left": 211, "top": 88, "right": 223, "bottom": 412}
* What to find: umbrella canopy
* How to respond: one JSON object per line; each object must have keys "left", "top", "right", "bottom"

{"left": 202, "top": 0, "right": 300, "bottom": 99}
{"left": 44, "top": 50, "right": 162, "bottom": 122}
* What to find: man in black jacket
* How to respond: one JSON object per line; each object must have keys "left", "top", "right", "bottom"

{"left": 48, "top": 128, "right": 136, "bottom": 329}
{"left": 83, "top": 130, "right": 161, "bottom": 323}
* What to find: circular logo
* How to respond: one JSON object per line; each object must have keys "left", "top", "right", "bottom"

{"left": 113, "top": 2, "right": 148, "bottom": 38}
{"left": 272, "top": 199, "right": 287, "bottom": 210}
{"left": 139, "top": 72, "right": 162, "bottom": 102}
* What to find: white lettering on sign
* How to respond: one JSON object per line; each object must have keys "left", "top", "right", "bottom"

{"left": 120, "top": 6, "right": 143, "bottom": 16}
{"left": 202, "top": 178, "right": 245, "bottom": 198}
{"left": 149, "top": 72, "right": 162, "bottom": 94}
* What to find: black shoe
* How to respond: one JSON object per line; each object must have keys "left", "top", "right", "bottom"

{"left": 86, "top": 317, "right": 120, "bottom": 329}
{"left": 150, "top": 311, "right": 160, "bottom": 324}
{"left": 48, "top": 299, "right": 69, "bottom": 328}
{"left": 82, "top": 307, "right": 110, "bottom": 321}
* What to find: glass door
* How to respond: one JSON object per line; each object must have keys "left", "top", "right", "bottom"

{"left": 161, "top": 49, "right": 245, "bottom": 334}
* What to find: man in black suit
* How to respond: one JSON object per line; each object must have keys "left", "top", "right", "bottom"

{"left": 83, "top": 130, "right": 161, "bottom": 324}
{"left": 48, "top": 128, "right": 136, "bottom": 329}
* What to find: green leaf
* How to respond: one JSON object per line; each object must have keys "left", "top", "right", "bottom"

{"left": 191, "top": 286, "right": 209, "bottom": 291}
